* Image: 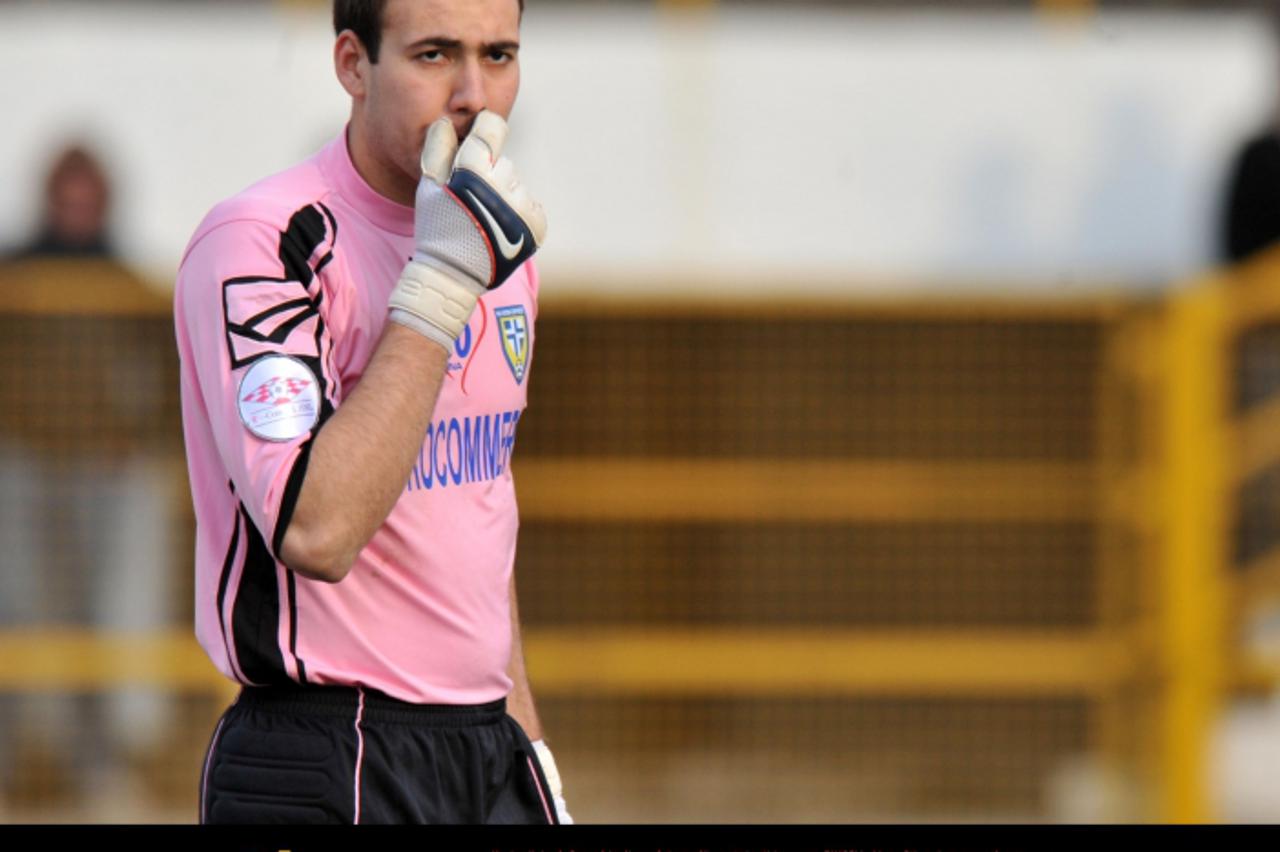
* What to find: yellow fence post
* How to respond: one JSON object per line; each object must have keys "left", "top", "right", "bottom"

{"left": 1156, "top": 281, "right": 1230, "bottom": 822}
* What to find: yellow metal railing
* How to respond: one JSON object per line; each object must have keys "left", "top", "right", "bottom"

{"left": 1152, "top": 283, "right": 1231, "bottom": 822}
{"left": 0, "top": 627, "right": 1133, "bottom": 699}
{"left": 514, "top": 459, "right": 1099, "bottom": 523}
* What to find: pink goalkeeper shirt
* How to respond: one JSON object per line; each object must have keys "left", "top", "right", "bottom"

{"left": 175, "top": 131, "right": 537, "bottom": 705}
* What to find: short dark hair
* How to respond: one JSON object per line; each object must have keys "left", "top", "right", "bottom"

{"left": 334, "top": 0, "right": 524, "bottom": 64}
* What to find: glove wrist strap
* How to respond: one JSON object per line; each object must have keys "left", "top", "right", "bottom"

{"left": 388, "top": 260, "right": 481, "bottom": 346}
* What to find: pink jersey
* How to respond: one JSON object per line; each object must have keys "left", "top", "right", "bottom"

{"left": 175, "top": 131, "right": 537, "bottom": 705}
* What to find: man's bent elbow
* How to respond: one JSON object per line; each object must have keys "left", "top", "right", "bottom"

{"left": 279, "top": 523, "right": 356, "bottom": 584}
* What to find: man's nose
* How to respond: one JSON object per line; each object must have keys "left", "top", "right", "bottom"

{"left": 448, "top": 58, "right": 486, "bottom": 120}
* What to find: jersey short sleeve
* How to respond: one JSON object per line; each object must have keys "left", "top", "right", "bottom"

{"left": 176, "top": 205, "right": 340, "bottom": 556}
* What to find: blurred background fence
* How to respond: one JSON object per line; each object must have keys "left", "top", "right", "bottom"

{"left": 2, "top": 252, "right": 1280, "bottom": 821}
{"left": 5, "top": 0, "right": 1280, "bottom": 826}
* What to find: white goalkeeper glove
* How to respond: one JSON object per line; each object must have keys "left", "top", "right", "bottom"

{"left": 389, "top": 110, "right": 547, "bottom": 350}
{"left": 531, "top": 738, "right": 573, "bottom": 825}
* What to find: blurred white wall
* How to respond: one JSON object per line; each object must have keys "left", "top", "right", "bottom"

{"left": 0, "top": 2, "right": 1274, "bottom": 293}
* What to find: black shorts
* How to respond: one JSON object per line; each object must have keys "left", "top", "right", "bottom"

{"left": 200, "top": 685, "right": 559, "bottom": 825}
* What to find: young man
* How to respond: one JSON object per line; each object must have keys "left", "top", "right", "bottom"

{"left": 174, "top": 0, "right": 570, "bottom": 824}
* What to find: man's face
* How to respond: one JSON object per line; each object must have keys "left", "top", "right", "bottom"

{"left": 356, "top": 0, "right": 521, "bottom": 198}
{"left": 50, "top": 170, "right": 108, "bottom": 246}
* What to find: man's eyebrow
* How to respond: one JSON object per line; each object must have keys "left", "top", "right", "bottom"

{"left": 406, "top": 36, "right": 463, "bottom": 51}
{"left": 405, "top": 37, "right": 521, "bottom": 52}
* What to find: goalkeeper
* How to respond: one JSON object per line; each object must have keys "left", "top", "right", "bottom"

{"left": 174, "top": 0, "right": 570, "bottom": 824}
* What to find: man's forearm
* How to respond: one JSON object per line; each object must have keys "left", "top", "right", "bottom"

{"left": 506, "top": 572, "right": 544, "bottom": 740}
{"left": 280, "top": 323, "right": 447, "bottom": 582}
{"left": 508, "top": 573, "right": 573, "bottom": 823}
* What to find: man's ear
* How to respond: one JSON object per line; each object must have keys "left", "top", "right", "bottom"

{"left": 334, "top": 30, "right": 368, "bottom": 99}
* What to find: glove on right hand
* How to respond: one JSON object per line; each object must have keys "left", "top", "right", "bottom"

{"left": 389, "top": 110, "right": 547, "bottom": 350}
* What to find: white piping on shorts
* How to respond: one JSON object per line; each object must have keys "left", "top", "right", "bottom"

{"left": 200, "top": 714, "right": 230, "bottom": 824}
{"left": 353, "top": 687, "right": 367, "bottom": 824}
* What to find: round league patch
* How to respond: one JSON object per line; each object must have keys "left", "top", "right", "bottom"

{"left": 236, "top": 354, "right": 322, "bottom": 442}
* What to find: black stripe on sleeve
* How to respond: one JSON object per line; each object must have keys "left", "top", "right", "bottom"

{"left": 223, "top": 275, "right": 288, "bottom": 286}
{"left": 319, "top": 202, "right": 338, "bottom": 244}
{"left": 279, "top": 205, "right": 329, "bottom": 286}
{"left": 272, "top": 437, "right": 315, "bottom": 560}
{"left": 225, "top": 297, "right": 319, "bottom": 345}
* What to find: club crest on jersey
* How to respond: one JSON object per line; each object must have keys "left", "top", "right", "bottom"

{"left": 237, "top": 354, "right": 321, "bottom": 442}
{"left": 494, "top": 305, "right": 530, "bottom": 385}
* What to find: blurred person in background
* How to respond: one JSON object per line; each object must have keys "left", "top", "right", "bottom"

{"left": 0, "top": 140, "right": 177, "bottom": 808}
{"left": 8, "top": 144, "right": 116, "bottom": 260}
{"left": 1221, "top": 2, "right": 1280, "bottom": 264}
{"left": 177, "top": 0, "right": 568, "bottom": 824}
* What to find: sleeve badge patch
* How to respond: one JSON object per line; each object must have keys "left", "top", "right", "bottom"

{"left": 236, "top": 354, "right": 321, "bottom": 442}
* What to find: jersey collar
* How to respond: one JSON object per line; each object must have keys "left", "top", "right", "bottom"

{"left": 318, "top": 128, "right": 414, "bottom": 237}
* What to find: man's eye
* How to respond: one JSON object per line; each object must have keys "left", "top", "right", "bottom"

{"left": 417, "top": 50, "right": 444, "bottom": 62}
{"left": 488, "top": 50, "right": 513, "bottom": 63}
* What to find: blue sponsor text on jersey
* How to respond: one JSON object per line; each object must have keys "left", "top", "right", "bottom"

{"left": 447, "top": 324, "right": 473, "bottom": 373}
{"left": 405, "top": 409, "right": 522, "bottom": 492}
